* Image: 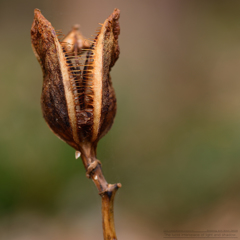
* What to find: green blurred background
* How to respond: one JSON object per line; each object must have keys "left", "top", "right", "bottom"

{"left": 1, "top": 0, "right": 240, "bottom": 239}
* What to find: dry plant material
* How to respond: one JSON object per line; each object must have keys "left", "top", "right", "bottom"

{"left": 31, "top": 8, "right": 121, "bottom": 240}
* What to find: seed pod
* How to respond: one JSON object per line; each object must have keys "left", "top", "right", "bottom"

{"left": 31, "top": 9, "right": 120, "bottom": 159}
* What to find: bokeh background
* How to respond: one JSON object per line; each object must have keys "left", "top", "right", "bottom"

{"left": 1, "top": 0, "right": 240, "bottom": 239}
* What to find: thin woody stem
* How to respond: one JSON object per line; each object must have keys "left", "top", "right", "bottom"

{"left": 101, "top": 184, "right": 121, "bottom": 240}
{"left": 81, "top": 153, "right": 121, "bottom": 240}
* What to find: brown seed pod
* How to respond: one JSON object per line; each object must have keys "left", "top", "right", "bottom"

{"left": 30, "top": 9, "right": 120, "bottom": 160}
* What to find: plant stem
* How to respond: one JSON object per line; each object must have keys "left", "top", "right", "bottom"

{"left": 101, "top": 183, "right": 121, "bottom": 240}
{"left": 81, "top": 152, "right": 121, "bottom": 240}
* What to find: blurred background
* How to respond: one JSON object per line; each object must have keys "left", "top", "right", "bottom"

{"left": 1, "top": 0, "right": 240, "bottom": 239}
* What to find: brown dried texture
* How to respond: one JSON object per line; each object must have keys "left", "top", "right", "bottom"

{"left": 98, "top": 9, "right": 120, "bottom": 141}
{"left": 31, "top": 9, "right": 120, "bottom": 155}
{"left": 82, "top": 9, "right": 120, "bottom": 146}
{"left": 31, "top": 9, "right": 78, "bottom": 150}
{"left": 31, "top": 10, "right": 121, "bottom": 239}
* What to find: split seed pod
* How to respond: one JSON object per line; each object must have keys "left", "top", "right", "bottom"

{"left": 31, "top": 9, "right": 120, "bottom": 164}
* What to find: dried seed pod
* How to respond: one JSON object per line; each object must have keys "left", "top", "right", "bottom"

{"left": 31, "top": 10, "right": 121, "bottom": 239}
{"left": 31, "top": 9, "right": 120, "bottom": 160}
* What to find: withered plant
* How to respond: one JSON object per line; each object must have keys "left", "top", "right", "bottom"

{"left": 31, "top": 8, "right": 121, "bottom": 240}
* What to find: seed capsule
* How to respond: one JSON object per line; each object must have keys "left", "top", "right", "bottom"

{"left": 31, "top": 9, "right": 120, "bottom": 158}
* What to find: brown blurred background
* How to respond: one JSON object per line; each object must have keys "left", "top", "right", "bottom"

{"left": 1, "top": 0, "right": 240, "bottom": 239}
